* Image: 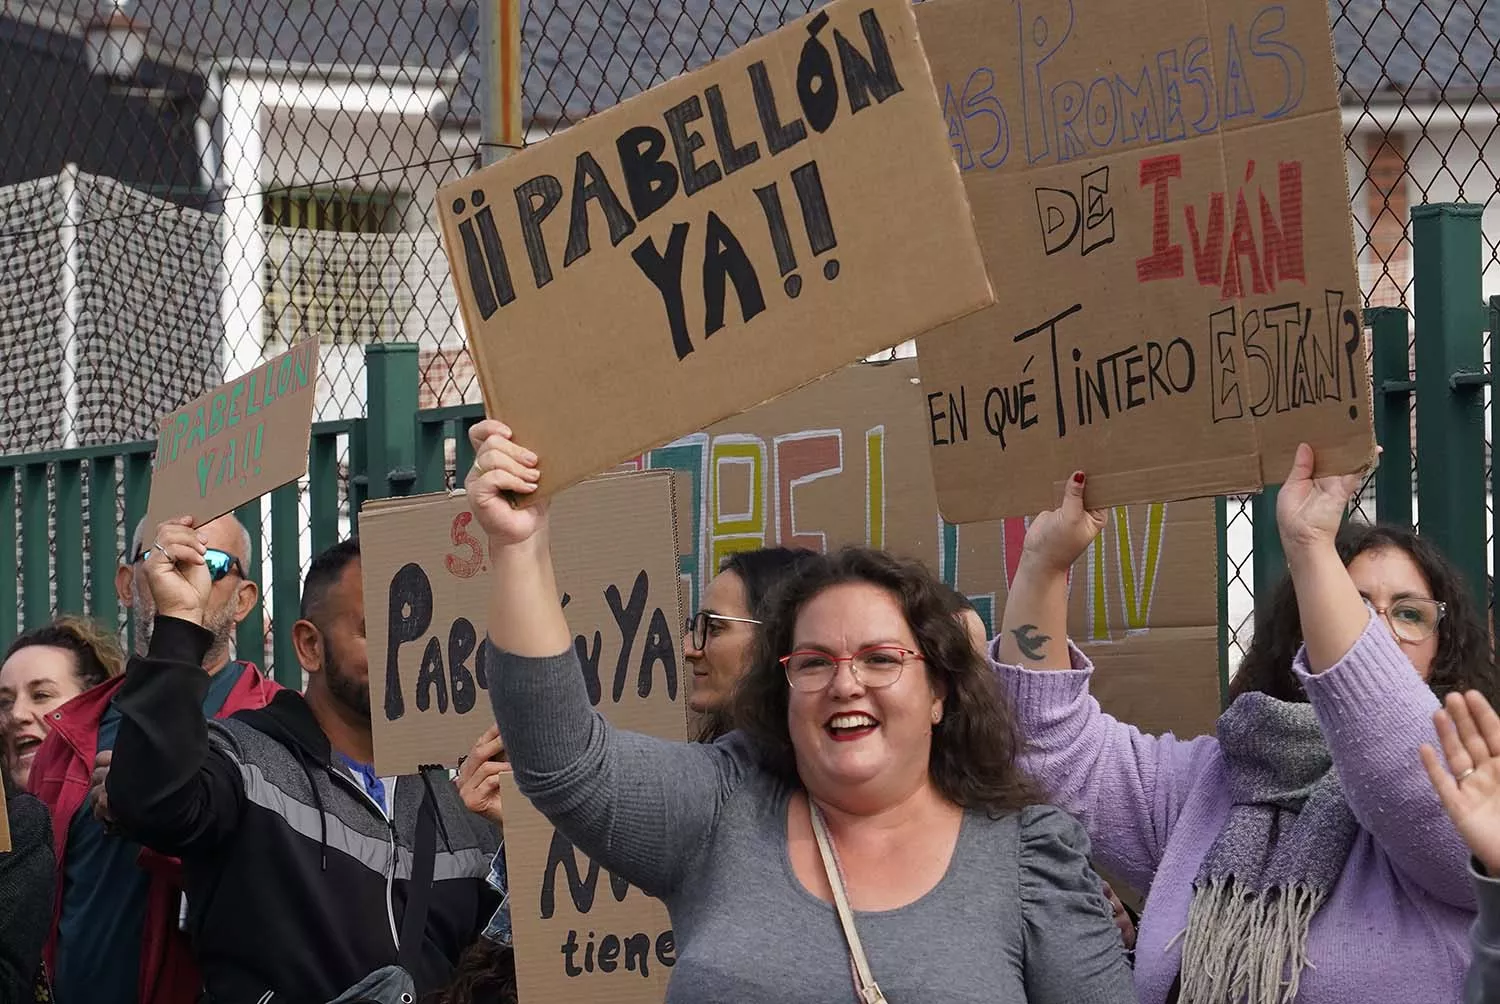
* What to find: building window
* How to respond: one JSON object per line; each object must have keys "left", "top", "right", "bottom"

{"left": 262, "top": 188, "right": 408, "bottom": 347}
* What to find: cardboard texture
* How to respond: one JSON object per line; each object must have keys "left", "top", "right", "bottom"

{"left": 621, "top": 359, "right": 1221, "bottom": 740}
{"left": 0, "top": 778, "right": 10, "bottom": 853}
{"left": 361, "top": 470, "right": 687, "bottom": 1004}
{"left": 363, "top": 469, "right": 687, "bottom": 774}
{"left": 146, "top": 340, "right": 320, "bottom": 532}
{"left": 911, "top": 0, "right": 1376, "bottom": 521}
{"left": 435, "top": 0, "right": 995, "bottom": 504}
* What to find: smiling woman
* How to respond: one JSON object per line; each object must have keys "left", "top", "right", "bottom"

{"left": 0, "top": 617, "right": 124, "bottom": 789}
{"left": 465, "top": 418, "right": 1135, "bottom": 1003}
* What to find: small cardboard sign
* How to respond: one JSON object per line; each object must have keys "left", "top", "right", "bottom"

{"left": 362, "top": 470, "right": 687, "bottom": 775}
{"left": 146, "top": 340, "right": 320, "bottom": 532}
{"left": 910, "top": 0, "right": 1376, "bottom": 521}
{"left": 624, "top": 359, "right": 1222, "bottom": 738}
{"left": 435, "top": 0, "right": 995, "bottom": 504}
{"left": 361, "top": 470, "right": 687, "bottom": 1004}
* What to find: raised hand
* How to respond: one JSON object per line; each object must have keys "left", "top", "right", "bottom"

{"left": 1019, "top": 472, "right": 1106, "bottom": 577}
{"left": 465, "top": 420, "right": 549, "bottom": 547}
{"left": 143, "top": 518, "right": 214, "bottom": 626}
{"left": 1421, "top": 690, "right": 1500, "bottom": 875}
{"left": 456, "top": 725, "right": 510, "bottom": 827}
{"left": 1276, "top": 442, "right": 1365, "bottom": 554}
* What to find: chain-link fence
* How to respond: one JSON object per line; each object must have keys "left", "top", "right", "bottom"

{"left": 0, "top": 0, "right": 1496, "bottom": 670}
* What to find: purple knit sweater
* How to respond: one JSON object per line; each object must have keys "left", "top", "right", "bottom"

{"left": 996, "top": 613, "right": 1475, "bottom": 1004}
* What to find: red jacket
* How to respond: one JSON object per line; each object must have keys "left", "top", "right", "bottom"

{"left": 28, "top": 662, "right": 280, "bottom": 1004}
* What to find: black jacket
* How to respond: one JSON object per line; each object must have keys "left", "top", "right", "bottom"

{"left": 0, "top": 772, "right": 53, "bottom": 1004}
{"left": 108, "top": 617, "right": 499, "bottom": 1004}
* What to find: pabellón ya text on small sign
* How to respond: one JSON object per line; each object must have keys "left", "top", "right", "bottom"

{"left": 450, "top": 7, "right": 906, "bottom": 361}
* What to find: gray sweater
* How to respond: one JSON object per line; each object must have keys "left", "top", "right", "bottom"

{"left": 490, "top": 647, "right": 1136, "bottom": 1003}
{"left": 1471, "top": 865, "right": 1500, "bottom": 1004}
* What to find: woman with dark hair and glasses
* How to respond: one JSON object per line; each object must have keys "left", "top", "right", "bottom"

{"left": 685, "top": 547, "right": 818, "bottom": 741}
{"left": 464, "top": 420, "right": 1133, "bottom": 1002}
{"left": 996, "top": 445, "right": 1500, "bottom": 1004}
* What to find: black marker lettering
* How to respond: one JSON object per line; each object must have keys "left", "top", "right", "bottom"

{"left": 564, "top": 151, "right": 636, "bottom": 267}
{"left": 384, "top": 562, "right": 433, "bottom": 721}
{"left": 705, "top": 84, "right": 760, "bottom": 174}
{"left": 702, "top": 211, "right": 766, "bottom": 338}
{"left": 748, "top": 60, "right": 808, "bottom": 154}
{"left": 663, "top": 95, "right": 724, "bottom": 196}
{"left": 834, "top": 9, "right": 903, "bottom": 113}
{"left": 514, "top": 174, "right": 564, "bottom": 288}
{"left": 616, "top": 125, "right": 680, "bottom": 221}
{"left": 632, "top": 222, "right": 693, "bottom": 361}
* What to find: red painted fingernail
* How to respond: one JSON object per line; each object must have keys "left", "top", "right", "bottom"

{"left": 1073, "top": 472, "right": 1086, "bottom": 485}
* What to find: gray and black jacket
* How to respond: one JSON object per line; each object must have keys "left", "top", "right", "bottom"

{"left": 108, "top": 616, "right": 499, "bottom": 1004}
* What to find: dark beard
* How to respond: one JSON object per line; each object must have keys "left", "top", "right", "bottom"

{"left": 323, "top": 652, "right": 371, "bottom": 721}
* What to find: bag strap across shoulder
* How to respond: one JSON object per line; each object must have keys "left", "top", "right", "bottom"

{"left": 809, "top": 802, "right": 888, "bottom": 1004}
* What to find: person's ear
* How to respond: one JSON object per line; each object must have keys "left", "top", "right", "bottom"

{"left": 231, "top": 580, "right": 260, "bottom": 625}
{"left": 292, "top": 619, "right": 324, "bottom": 675}
{"left": 115, "top": 564, "right": 135, "bottom": 608}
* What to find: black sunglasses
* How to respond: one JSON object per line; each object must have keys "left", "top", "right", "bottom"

{"left": 135, "top": 546, "right": 246, "bottom": 582}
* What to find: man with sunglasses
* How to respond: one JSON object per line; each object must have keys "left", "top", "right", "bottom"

{"left": 26, "top": 514, "right": 279, "bottom": 1004}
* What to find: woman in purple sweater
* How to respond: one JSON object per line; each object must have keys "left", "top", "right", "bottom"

{"left": 996, "top": 443, "right": 1499, "bottom": 1004}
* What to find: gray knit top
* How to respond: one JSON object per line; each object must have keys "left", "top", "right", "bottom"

{"left": 489, "top": 646, "right": 1137, "bottom": 1003}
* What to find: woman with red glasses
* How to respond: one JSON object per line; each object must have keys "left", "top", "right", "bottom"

{"left": 465, "top": 419, "right": 1133, "bottom": 1003}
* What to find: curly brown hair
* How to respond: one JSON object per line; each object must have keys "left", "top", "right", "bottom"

{"left": 1231, "top": 522, "right": 1500, "bottom": 704}
{"left": 732, "top": 547, "right": 1041, "bottom": 814}
{"left": 4, "top": 615, "right": 125, "bottom": 691}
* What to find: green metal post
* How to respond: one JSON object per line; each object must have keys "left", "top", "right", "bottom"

{"left": 365, "top": 343, "right": 420, "bottom": 500}
{"left": 1412, "top": 203, "right": 1487, "bottom": 612}
{"left": 122, "top": 452, "right": 152, "bottom": 654}
{"left": 235, "top": 499, "right": 266, "bottom": 670}
{"left": 1490, "top": 295, "right": 1500, "bottom": 623}
{"left": 1251, "top": 486, "right": 1284, "bottom": 603}
{"left": 54, "top": 460, "right": 84, "bottom": 614}
{"left": 416, "top": 417, "right": 447, "bottom": 493}
{"left": 270, "top": 482, "right": 302, "bottom": 687}
{"left": 1367, "top": 307, "right": 1414, "bottom": 529}
{"left": 454, "top": 415, "right": 481, "bottom": 485}
{"left": 21, "top": 463, "right": 50, "bottom": 630}
{"left": 348, "top": 420, "right": 368, "bottom": 536}
{"left": 0, "top": 468, "right": 16, "bottom": 649}
{"left": 1215, "top": 496, "right": 1230, "bottom": 708}
{"left": 89, "top": 456, "right": 120, "bottom": 629}
{"left": 309, "top": 428, "right": 342, "bottom": 558}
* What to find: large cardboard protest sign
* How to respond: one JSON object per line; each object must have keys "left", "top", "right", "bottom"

{"left": 910, "top": 0, "right": 1376, "bottom": 521}
{"left": 362, "top": 471, "right": 686, "bottom": 1004}
{"left": 621, "top": 359, "right": 1221, "bottom": 738}
{"left": 435, "top": 0, "right": 994, "bottom": 504}
{"left": 146, "top": 339, "right": 320, "bottom": 531}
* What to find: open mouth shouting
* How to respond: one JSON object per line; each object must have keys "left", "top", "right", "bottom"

{"left": 825, "top": 712, "right": 880, "bottom": 742}
{"left": 11, "top": 731, "right": 44, "bottom": 768}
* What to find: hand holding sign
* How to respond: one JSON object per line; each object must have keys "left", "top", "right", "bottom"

{"left": 1018, "top": 473, "right": 1106, "bottom": 576}
{"left": 143, "top": 519, "right": 215, "bottom": 627}
{"left": 466, "top": 420, "right": 550, "bottom": 545}
{"left": 457, "top": 725, "right": 511, "bottom": 827}
{"left": 1277, "top": 442, "right": 1369, "bottom": 554}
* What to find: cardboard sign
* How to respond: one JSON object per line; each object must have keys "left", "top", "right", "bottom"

{"left": 622, "top": 359, "right": 1221, "bottom": 738}
{"left": 363, "top": 470, "right": 687, "bottom": 774}
{"left": 435, "top": 0, "right": 995, "bottom": 504}
{"left": 362, "top": 470, "right": 687, "bottom": 1004}
{"left": 0, "top": 779, "right": 10, "bottom": 853}
{"left": 910, "top": 0, "right": 1376, "bottom": 521}
{"left": 146, "top": 340, "right": 320, "bottom": 531}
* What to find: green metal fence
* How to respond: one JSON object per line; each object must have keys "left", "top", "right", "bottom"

{"left": 3, "top": 207, "right": 1496, "bottom": 692}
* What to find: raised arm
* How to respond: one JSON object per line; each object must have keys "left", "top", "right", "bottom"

{"left": 468, "top": 421, "right": 748, "bottom": 899}
{"left": 108, "top": 520, "right": 247, "bottom": 855}
{"left": 1279, "top": 443, "right": 1471, "bottom": 907}
{"left": 997, "top": 476, "right": 1213, "bottom": 890}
